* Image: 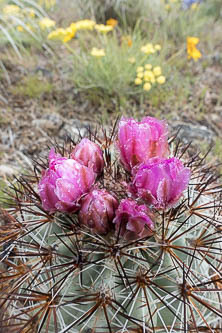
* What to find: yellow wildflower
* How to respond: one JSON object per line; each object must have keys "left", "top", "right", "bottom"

{"left": 136, "top": 66, "right": 144, "bottom": 72}
{"left": 48, "top": 27, "right": 75, "bottom": 43}
{"left": 39, "top": 17, "right": 56, "bottom": 30}
{"left": 48, "top": 28, "right": 67, "bottom": 41}
{"left": 143, "top": 83, "right": 152, "bottom": 91}
{"left": 128, "top": 57, "right": 136, "bottom": 64}
{"left": 106, "top": 18, "right": 118, "bottom": 28}
{"left": 137, "top": 72, "right": 144, "bottom": 79}
{"left": 153, "top": 66, "right": 162, "bottom": 76}
{"left": 23, "top": 8, "right": 35, "bottom": 18}
{"left": 154, "top": 44, "right": 161, "bottom": 51}
{"left": 144, "top": 71, "right": 155, "bottom": 82}
{"left": 91, "top": 48, "right": 105, "bottom": 57}
{"left": 121, "top": 35, "right": 133, "bottom": 47}
{"left": 187, "top": 36, "right": 199, "bottom": 44}
{"left": 127, "top": 39, "right": 133, "bottom": 47}
{"left": 135, "top": 78, "right": 142, "bottom": 85}
{"left": 145, "top": 64, "right": 152, "bottom": 70}
{"left": 69, "top": 23, "right": 77, "bottom": 34}
{"left": 75, "top": 20, "right": 96, "bottom": 31}
{"left": 191, "top": 3, "right": 198, "bottom": 10}
{"left": 188, "top": 47, "right": 202, "bottom": 60}
{"left": 63, "top": 27, "right": 76, "bottom": 43}
{"left": 3, "top": 5, "right": 20, "bottom": 16}
{"left": 29, "top": 9, "right": 35, "bottom": 18}
{"left": 17, "top": 25, "right": 24, "bottom": 32}
{"left": 95, "top": 24, "right": 113, "bottom": 33}
{"left": 122, "top": 35, "right": 133, "bottom": 47}
{"left": 187, "top": 37, "right": 202, "bottom": 61}
{"left": 156, "top": 76, "right": 166, "bottom": 84}
{"left": 141, "top": 43, "right": 155, "bottom": 55}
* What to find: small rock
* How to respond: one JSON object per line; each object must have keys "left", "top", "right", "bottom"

{"left": 172, "top": 123, "right": 214, "bottom": 144}
{"left": 214, "top": 106, "right": 222, "bottom": 114}
{"left": 60, "top": 119, "right": 91, "bottom": 141}
{"left": 32, "top": 113, "right": 63, "bottom": 132}
{"left": 34, "top": 66, "right": 53, "bottom": 79}
{"left": 211, "top": 93, "right": 219, "bottom": 105}
{"left": 205, "top": 91, "right": 219, "bottom": 106}
{"left": 211, "top": 113, "right": 220, "bottom": 122}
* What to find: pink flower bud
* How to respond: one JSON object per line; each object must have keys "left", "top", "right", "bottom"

{"left": 131, "top": 157, "right": 190, "bottom": 209}
{"left": 116, "top": 117, "right": 169, "bottom": 172}
{"left": 113, "top": 199, "right": 154, "bottom": 240}
{"left": 71, "top": 138, "right": 104, "bottom": 174}
{"left": 38, "top": 148, "right": 96, "bottom": 213}
{"left": 79, "top": 189, "right": 118, "bottom": 234}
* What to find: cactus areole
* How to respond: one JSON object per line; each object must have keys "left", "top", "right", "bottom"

{"left": 1, "top": 116, "right": 222, "bottom": 332}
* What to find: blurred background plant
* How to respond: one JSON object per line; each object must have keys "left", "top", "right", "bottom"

{"left": 0, "top": 0, "right": 55, "bottom": 58}
{"left": 35, "top": 0, "right": 220, "bottom": 108}
{"left": 1, "top": 0, "right": 221, "bottom": 107}
{"left": 38, "top": 0, "right": 56, "bottom": 10}
{"left": 66, "top": 27, "right": 168, "bottom": 106}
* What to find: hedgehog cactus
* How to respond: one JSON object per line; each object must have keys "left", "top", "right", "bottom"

{"left": 0, "top": 116, "right": 222, "bottom": 332}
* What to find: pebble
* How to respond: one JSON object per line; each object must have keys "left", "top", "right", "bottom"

{"left": 60, "top": 119, "right": 91, "bottom": 141}
{"left": 172, "top": 123, "right": 214, "bottom": 144}
{"left": 32, "top": 113, "right": 63, "bottom": 132}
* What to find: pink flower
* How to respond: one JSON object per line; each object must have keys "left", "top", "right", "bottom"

{"left": 113, "top": 199, "right": 154, "bottom": 240}
{"left": 71, "top": 138, "right": 104, "bottom": 174}
{"left": 38, "top": 149, "right": 96, "bottom": 213}
{"left": 79, "top": 189, "right": 118, "bottom": 234}
{"left": 131, "top": 157, "right": 190, "bottom": 209}
{"left": 116, "top": 117, "right": 169, "bottom": 172}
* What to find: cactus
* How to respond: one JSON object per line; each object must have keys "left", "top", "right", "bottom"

{"left": 0, "top": 116, "right": 222, "bottom": 333}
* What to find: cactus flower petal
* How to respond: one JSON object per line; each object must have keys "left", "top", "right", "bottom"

{"left": 41, "top": 182, "right": 60, "bottom": 212}
{"left": 79, "top": 189, "right": 118, "bottom": 234}
{"left": 71, "top": 138, "right": 104, "bottom": 174}
{"left": 113, "top": 199, "right": 154, "bottom": 240}
{"left": 132, "top": 157, "right": 191, "bottom": 209}
{"left": 38, "top": 148, "right": 96, "bottom": 213}
{"left": 116, "top": 117, "right": 169, "bottom": 172}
